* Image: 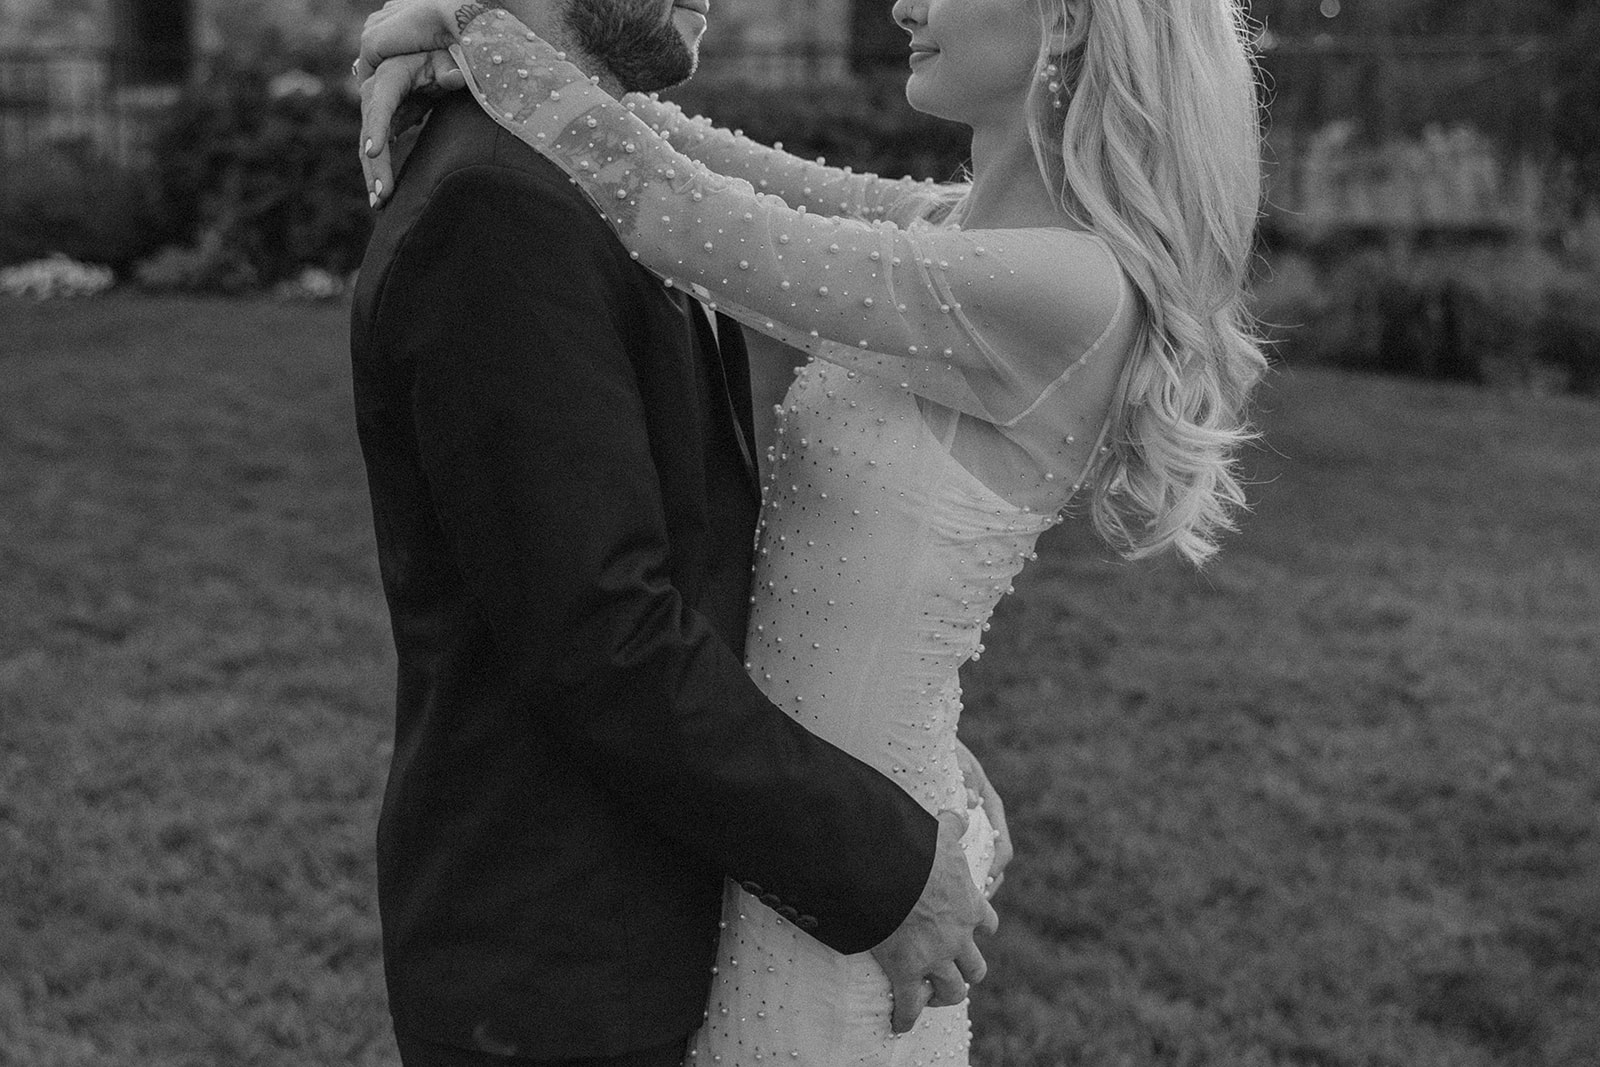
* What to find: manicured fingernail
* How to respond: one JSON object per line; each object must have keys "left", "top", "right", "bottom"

{"left": 374, "top": 179, "right": 384, "bottom": 198}
{"left": 369, "top": 191, "right": 378, "bottom": 208}
{"left": 365, "top": 138, "right": 374, "bottom": 155}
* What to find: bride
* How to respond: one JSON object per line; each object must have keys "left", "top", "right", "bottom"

{"left": 358, "top": 0, "right": 1266, "bottom": 1060}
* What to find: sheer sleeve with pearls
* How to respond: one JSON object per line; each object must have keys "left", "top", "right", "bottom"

{"left": 451, "top": 9, "right": 1126, "bottom": 428}
{"left": 622, "top": 94, "right": 943, "bottom": 228}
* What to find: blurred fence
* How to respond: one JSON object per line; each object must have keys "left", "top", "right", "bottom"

{"left": 0, "top": 35, "right": 1575, "bottom": 234}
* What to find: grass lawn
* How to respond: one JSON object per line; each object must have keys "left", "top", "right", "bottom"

{"left": 1, "top": 294, "right": 1596, "bottom": 1067}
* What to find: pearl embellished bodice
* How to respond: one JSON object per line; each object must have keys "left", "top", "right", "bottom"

{"left": 749, "top": 364, "right": 1060, "bottom": 820}
{"left": 448, "top": 11, "right": 1140, "bottom": 1061}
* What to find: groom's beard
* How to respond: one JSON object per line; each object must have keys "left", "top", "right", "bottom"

{"left": 564, "top": 0, "right": 699, "bottom": 93}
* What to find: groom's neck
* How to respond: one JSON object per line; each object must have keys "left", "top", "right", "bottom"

{"left": 494, "top": 0, "right": 629, "bottom": 99}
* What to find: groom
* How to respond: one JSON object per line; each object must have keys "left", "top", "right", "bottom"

{"left": 349, "top": 0, "right": 996, "bottom": 1063}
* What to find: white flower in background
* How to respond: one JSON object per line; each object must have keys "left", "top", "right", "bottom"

{"left": 0, "top": 254, "right": 116, "bottom": 300}
{"left": 273, "top": 266, "right": 347, "bottom": 301}
{"left": 269, "top": 70, "right": 325, "bottom": 99}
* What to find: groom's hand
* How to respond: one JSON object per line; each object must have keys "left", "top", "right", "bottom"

{"left": 870, "top": 810, "right": 998, "bottom": 1035}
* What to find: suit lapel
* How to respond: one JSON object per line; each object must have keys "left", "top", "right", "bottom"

{"left": 681, "top": 295, "right": 761, "bottom": 499}
{"left": 714, "top": 312, "right": 759, "bottom": 482}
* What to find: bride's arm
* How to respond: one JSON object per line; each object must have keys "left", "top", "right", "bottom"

{"left": 367, "top": 6, "right": 1123, "bottom": 426}
{"left": 624, "top": 94, "right": 947, "bottom": 226}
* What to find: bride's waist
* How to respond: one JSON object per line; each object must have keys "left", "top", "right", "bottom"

{"left": 744, "top": 617, "right": 990, "bottom": 680}
{"left": 743, "top": 652, "right": 964, "bottom": 719}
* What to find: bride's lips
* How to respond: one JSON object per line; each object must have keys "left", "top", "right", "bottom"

{"left": 909, "top": 44, "right": 939, "bottom": 64}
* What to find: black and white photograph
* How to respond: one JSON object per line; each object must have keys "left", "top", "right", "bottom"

{"left": 2, "top": 0, "right": 1596, "bottom": 1063}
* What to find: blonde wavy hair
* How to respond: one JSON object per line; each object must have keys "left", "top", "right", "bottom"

{"left": 1032, "top": 0, "right": 1268, "bottom": 566}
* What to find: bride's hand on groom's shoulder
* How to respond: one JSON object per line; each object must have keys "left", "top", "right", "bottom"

{"left": 356, "top": 0, "right": 463, "bottom": 79}
{"left": 955, "top": 740, "right": 1014, "bottom": 899}
{"left": 358, "top": 48, "right": 465, "bottom": 208}
{"left": 354, "top": 0, "right": 476, "bottom": 207}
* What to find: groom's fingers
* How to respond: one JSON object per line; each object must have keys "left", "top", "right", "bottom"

{"left": 954, "top": 939, "right": 988, "bottom": 986}
{"left": 924, "top": 963, "right": 968, "bottom": 1009}
{"left": 977, "top": 894, "right": 999, "bottom": 936}
{"left": 887, "top": 975, "right": 932, "bottom": 1035}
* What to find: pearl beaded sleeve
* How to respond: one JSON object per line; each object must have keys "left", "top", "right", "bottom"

{"left": 621, "top": 94, "right": 942, "bottom": 227}
{"left": 452, "top": 9, "right": 1126, "bottom": 428}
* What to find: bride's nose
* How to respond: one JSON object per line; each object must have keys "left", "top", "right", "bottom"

{"left": 891, "top": 0, "right": 926, "bottom": 32}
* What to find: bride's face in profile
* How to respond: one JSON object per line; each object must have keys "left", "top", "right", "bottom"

{"left": 891, "top": 0, "right": 1047, "bottom": 127}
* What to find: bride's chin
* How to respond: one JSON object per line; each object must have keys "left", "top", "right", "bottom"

{"left": 903, "top": 79, "right": 947, "bottom": 121}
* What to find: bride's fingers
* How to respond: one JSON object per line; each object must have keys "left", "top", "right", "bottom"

{"left": 360, "top": 54, "right": 427, "bottom": 206}
{"left": 359, "top": 50, "right": 466, "bottom": 207}
{"left": 357, "top": 0, "right": 456, "bottom": 81}
{"left": 426, "top": 48, "right": 467, "bottom": 93}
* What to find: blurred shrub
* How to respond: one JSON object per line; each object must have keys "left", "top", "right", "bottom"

{"left": 133, "top": 226, "right": 260, "bottom": 294}
{"left": 1535, "top": 284, "right": 1600, "bottom": 396}
{"left": 1255, "top": 247, "right": 1600, "bottom": 397}
{"left": 664, "top": 72, "right": 970, "bottom": 183}
{"left": 0, "top": 140, "right": 171, "bottom": 272}
{"left": 0, "top": 253, "right": 118, "bottom": 300}
{"left": 143, "top": 55, "right": 370, "bottom": 291}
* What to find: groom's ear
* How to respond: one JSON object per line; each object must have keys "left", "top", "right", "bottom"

{"left": 497, "top": 0, "right": 569, "bottom": 44}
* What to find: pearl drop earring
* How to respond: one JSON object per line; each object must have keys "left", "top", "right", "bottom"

{"left": 1038, "top": 61, "right": 1065, "bottom": 109}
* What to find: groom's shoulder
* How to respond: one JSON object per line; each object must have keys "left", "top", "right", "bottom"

{"left": 353, "top": 92, "right": 635, "bottom": 353}
{"left": 382, "top": 91, "right": 613, "bottom": 245}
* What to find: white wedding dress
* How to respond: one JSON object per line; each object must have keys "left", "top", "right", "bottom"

{"left": 452, "top": 13, "right": 1139, "bottom": 1063}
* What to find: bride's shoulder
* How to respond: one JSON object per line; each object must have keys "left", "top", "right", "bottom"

{"left": 957, "top": 225, "right": 1129, "bottom": 325}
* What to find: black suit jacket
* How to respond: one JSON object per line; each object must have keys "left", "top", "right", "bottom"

{"left": 349, "top": 93, "right": 938, "bottom": 1059}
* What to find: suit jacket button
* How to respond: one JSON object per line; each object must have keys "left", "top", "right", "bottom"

{"left": 777, "top": 905, "right": 800, "bottom": 922}
{"left": 797, "top": 914, "right": 819, "bottom": 931}
{"left": 740, "top": 880, "right": 763, "bottom": 895}
{"left": 759, "top": 892, "right": 782, "bottom": 908}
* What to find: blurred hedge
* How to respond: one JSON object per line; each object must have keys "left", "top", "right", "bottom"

{"left": 0, "top": 144, "right": 173, "bottom": 274}
{"left": 145, "top": 56, "right": 371, "bottom": 291}
{"left": 1254, "top": 245, "right": 1600, "bottom": 397}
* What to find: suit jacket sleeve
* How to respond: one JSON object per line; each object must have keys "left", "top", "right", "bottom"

{"left": 376, "top": 161, "right": 938, "bottom": 955}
